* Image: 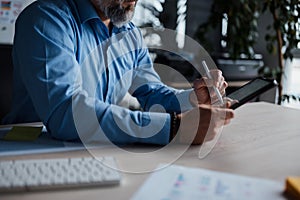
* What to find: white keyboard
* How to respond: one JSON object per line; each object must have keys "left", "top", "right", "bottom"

{"left": 0, "top": 156, "right": 121, "bottom": 192}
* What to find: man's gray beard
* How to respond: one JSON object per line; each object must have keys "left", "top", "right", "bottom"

{"left": 93, "top": 0, "right": 135, "bottom": 28}
{"left": 105, "top": 4, "right": 135, "bottom": 27}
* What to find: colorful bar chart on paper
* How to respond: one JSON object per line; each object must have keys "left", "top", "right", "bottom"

{"left": 131, "top": 164, "right": 284, "bottom": 200}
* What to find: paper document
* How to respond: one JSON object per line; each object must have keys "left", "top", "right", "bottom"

{"left": 131, "top": 164, "right": 284, "bottom": 200}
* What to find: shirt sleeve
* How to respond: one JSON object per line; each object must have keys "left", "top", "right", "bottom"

{"left": 12, "top": 2, "right": 171, "bottom": 145}
{"left": 129, "top": 31, "right": 194, "bottom": 113}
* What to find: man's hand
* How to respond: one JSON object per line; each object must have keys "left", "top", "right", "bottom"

{"left": 190, "top": 70, "right": 228, "bottom": 106}
{"left": 177, "top": 102, "right": 234, "bottom": 145}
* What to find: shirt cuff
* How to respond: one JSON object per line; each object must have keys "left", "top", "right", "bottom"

{"left": 175, "top": 88, "right": 194, "bottom": 112}
{"left": 138, "top": 112, "right": 171, "bottom": 145}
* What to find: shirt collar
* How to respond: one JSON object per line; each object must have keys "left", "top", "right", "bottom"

{"left": 74, "top": 0, "right": 99, "bottom": 24}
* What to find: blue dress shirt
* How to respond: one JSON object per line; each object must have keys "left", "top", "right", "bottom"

{"left": 3, "top": 0, "right": 193, "bottom": 145}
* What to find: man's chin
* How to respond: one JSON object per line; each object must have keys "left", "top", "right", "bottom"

{"left": 112, "top": 12, "right": 134, "bottom": 27}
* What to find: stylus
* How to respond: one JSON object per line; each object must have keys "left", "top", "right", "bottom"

{"left": 202, "top": 60, "right": 224, "bottom": 105}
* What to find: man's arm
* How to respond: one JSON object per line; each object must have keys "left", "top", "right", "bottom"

{"left": 13, "top": 2, "right": 171, "bottom": 145}
{"left": 130, "top": 44, "right": 194, "bottom": 114}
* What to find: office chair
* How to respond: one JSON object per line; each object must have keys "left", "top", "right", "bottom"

{"left": 0, "top": 45, "right": 13, "bottom": 123}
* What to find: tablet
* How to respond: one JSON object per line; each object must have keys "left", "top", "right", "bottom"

{"left": 228, "top": 77, "right": 278, "bottom": 109}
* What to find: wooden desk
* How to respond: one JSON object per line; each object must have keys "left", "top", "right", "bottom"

{"left": 1, "top": 102, "right": 300, "bottom": 200}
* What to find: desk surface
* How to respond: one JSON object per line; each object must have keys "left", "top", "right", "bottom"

{"left": 1, "top": 102, "right": 300, "bottom": 200}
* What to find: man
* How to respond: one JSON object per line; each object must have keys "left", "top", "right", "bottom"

{"left": 3, "top": 0, "right": 234, "bottom": 145}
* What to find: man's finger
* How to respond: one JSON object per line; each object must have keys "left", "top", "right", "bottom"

{"left": 223, "top": 97, "right": 239, "bottom": 108}
{"left": 215, "top": 108, "right": 235, "bottom": 120}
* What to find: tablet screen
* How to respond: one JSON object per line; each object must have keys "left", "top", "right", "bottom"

{"left": 228, "top": 79, "right": 271, "bottom": 101}
{"left": 228, "top": 78, "right": 277, "bottom": 109}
